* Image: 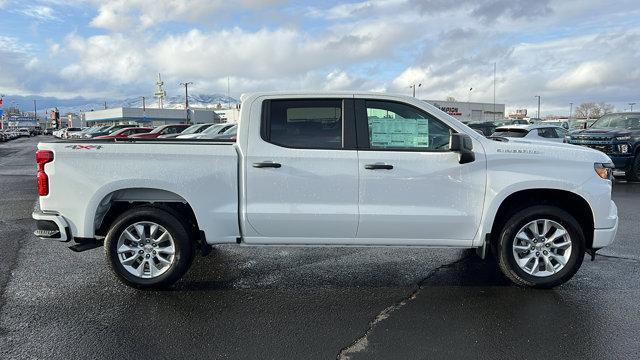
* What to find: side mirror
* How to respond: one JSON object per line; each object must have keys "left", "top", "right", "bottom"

{"left": 450, "top": 133, "right": 475, "bottom": 164}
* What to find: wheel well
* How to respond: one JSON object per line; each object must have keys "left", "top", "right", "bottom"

{"left": 491, "top": 189, "right": 594, "bottom": 248}
{"left": 94, "top": 189, "right": 200, "bottom": 240}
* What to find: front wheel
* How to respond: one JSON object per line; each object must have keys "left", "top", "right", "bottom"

{"left": 495, "top": 205, "right": 585, "bottom": 288}
{"left": 104, "top": 206, "right": 194, "bottom": 289}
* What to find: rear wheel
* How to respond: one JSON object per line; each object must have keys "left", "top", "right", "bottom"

{"left": 625, "top": 154, "right": 640, "bottom": 182}
{"left": 495, "top": 205, "right": 585, "bottom": 288}
{"left": 104, "top": 206, "right": 194, "bottom": 289}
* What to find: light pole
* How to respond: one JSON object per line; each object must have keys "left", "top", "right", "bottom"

{"left": 534, "top": 95, "right": 541, "bottom": 119}
{"left": 630, "top": 103, "right": 636, "bottom": 112}
{"left": 410, "top": 83, "right": 422, "bottom": 98}
{"left": 569, "top": 102, "right": 573, "bottom": 119}
{"left": 180, "top": 82, "right": 193, "bottom": 124}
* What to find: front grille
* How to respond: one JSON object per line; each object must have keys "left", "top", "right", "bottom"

{"left": 569, "top": 136, "right": 614, "bottom": 153}
{"left": 584, "top": 144, "right": 613, "bottom": 153}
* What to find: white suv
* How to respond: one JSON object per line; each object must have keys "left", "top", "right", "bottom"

{"left": 492, "top": 124, "right": 568, "bottom": 143}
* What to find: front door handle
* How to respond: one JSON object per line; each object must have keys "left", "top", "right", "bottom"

{"left": 253, "top": 161, "right": 282, "bottom": 168}
{"left": 365, "top": 163, "right": 394, "bottom": 170}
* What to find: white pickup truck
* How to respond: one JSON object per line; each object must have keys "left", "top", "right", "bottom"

{"left": 33, "top": 92, "right": 618, "bottom": 289}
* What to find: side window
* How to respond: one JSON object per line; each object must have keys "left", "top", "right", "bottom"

{"left": 365, "top": 100, "right": 451, "bottom": 150}
{"left": 556, "top": 128, "right": 567, "bottom": 137}
{"left": 265, "top": 99, "right": 343, "bottom": 149}
{"left": 537, "top": 128, "right": 556, "bottom": 138}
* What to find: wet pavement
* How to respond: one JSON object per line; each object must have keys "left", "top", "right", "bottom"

{"left": 1, "top": 136, "right": 639, "bottom": 359}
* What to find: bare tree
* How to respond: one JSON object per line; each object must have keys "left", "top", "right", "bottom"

{"left": 445, "top": 96, "right": 457, "bottom": 102}
{"left": 574, "top": 102, "right": 616, "bottom": 119}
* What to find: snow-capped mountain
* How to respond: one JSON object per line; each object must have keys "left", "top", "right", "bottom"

{"left": 2, "top": 94, "right": 239, "bottom": 115}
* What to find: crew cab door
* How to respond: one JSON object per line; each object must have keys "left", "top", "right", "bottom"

{"left": 243, "top": 98, "right": 359, "bottom": 243}
{"left": 355, "top": 99, "right": 486, "bottom": 244}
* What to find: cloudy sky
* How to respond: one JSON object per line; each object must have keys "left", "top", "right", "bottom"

{"left": 1, "top": 0, "right": 639, "bottom": 115}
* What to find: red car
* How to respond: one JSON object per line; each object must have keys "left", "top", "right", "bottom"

{"left": 128, "top": 124, "right": 190, "bottom": 139}
{"left": 94, "top": 127, "right": 153, "bottom": 139}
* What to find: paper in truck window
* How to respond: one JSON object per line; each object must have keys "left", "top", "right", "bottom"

{"left": 369, "top": 118, "right": 429, "bottom": 148}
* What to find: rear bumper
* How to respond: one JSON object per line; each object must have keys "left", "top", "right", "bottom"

{"left": 592, "top": 201, "right": 619, "bottom": 249}
{"left": 32, "top": 210, "right": 71, "bottom": 242}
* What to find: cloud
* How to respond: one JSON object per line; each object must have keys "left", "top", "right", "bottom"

{"left": 3, "top": 0, "right": 640, "bottom": 116}
{"left": 89, "top": 0, "right": 289, "bottom": 31}
{"left": 17, "top": 5, "right": 59, "bottom": 22}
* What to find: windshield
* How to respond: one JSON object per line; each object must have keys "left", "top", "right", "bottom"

{"left": 222, "top": 125, "right": 237, "bottom": 135}
{"left": 591, "top": 114, "right": 640, "bottom": 130}
{"left": 202, "top": 124, "right": 226, "bottom": 134}
{"left": 180, "top": 124, "right": 212, "bottom": 135}
{"left": 179, "top": 124, "right": 202, "bottom": 135}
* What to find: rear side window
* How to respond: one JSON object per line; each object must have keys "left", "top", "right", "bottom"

{"left": 537, "top": 128, "right": 558, "bottom": 138}
{"left": 264, "top": 99, "right": 343, "bottom": 149}
{"left": 492, "top": 129, "right": 528, "bottom": 138}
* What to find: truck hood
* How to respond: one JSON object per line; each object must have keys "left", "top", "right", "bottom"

{"left": 569, "top": 128, "right": 634, "bottom": 138}
{"left": 486, "top": 137, "right": 612, "bottom": 164}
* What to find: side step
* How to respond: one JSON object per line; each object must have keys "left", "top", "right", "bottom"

{"left": 69, "top": 238, "right": 103, "bottom": 252}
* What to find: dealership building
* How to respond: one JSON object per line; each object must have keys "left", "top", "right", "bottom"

{"left": 424, "top": 100, "right": 505, "bottom": 123}
{"left": 83, "top": 107, "right": 239, "bottom": 127}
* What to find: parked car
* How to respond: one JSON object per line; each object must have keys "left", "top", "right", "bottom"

{"left": 43, "top": 128, "right": 54, "bottom": 136}
{"left": 185, "top": 123, "right": 235, "bottom": 139}
{"left": 34, "top": 91, "right": 618, "bottom": 290}
{"left": 65, "top": 127, "right": 85, "bottom": 139}
{"left": 491, "top": 124, "right": 568, "bottom": 143}
{"left": 85, "top": 124, "right": 136, "bottom": 139}
{"left": 159, "top": 123, "right": 214, "bottom": 139}
{"left": 540, "top": 120, "right": 570, "bottom": 130}
{"left": 128, "top": 124, "right": 190, "bottom": 139}
{"left": 18, "top": 128, "right": 31, "bottom": 137}
{"left": 94, "top": 127, "right": 154, "bottom": 139}
{"left": 566, "top": 112, "right": 640, "bottom": 181}
{"left": 465, "top": 121, "right": 497, "bottom": 137}
{"left": 210, "top": 124, "right": 238, "bottom": 141}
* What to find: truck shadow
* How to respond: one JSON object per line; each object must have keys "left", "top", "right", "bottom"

{"left": 172, "top": 248, "right": 514, "bottom": 291}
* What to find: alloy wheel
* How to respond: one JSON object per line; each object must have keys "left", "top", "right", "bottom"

{"left": 511, "top": 219, "right": 572, "bottom": 277}
{"left": 116, "top": 221, "right": 176, "bottom": 279}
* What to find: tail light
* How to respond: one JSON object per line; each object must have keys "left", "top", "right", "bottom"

{"left": 36, "top": 150, "right": 54, "bottom": 196}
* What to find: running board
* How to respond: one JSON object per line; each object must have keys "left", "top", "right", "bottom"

{"left": 69, "top": 238, "right": 103, "bottom": 252}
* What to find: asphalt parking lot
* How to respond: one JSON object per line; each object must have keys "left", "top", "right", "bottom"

{"left": 1, "top": 136, "right": 639, "bottom": 359}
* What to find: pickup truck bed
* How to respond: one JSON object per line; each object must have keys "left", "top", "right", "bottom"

{"left": 37, "top": 139, "right": 240, "bottom": 244}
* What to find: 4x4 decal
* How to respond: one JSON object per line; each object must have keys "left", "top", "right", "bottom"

{"left": 65, "top": 145, "right": 103, "bottom": 150}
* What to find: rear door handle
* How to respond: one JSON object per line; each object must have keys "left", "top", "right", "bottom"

{"left": 253, "top": 161, "right": 282, "bottom": 168}
{"left": 364, "top": 163, "right": 394, "bottom": 170}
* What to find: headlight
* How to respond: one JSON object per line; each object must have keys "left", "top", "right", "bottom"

{"left": 616, "top": 136, "right": 631, "bottom": 141}
{"left": 594, "top": 162, "right": 614, "bottom": 180}
{"left": 619, "top": 144, "right": 629, "bottom": 153}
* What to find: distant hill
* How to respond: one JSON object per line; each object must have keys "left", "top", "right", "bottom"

{"left": 1, "top": 94, "right": 239, "bottom": 115}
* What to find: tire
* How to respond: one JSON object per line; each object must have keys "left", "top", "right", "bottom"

{"left": 625, "top": 154, "right": 640, "bottom": 182}
{"left": 104, "top": 206, "right": 194, "bottom": 289}
{"left": 495, "top": 205, "right": 585, "bottom": 288}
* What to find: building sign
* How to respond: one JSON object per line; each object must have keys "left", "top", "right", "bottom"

{"left": 432, "top": 103, "right": 462, "bottom": 116}
{"left": 7, "top": 116, "right": 37, "bottom": 127}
